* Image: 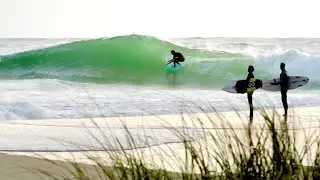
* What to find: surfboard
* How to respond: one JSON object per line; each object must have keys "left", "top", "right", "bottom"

{"left": 262, "top": 76, "right": 309, "bottom": 92}
{"left": 222, "top": 78, "right": 263, "bottom": 94}
{"left": 166, "top": 64, "right": 184, "bottom": 72}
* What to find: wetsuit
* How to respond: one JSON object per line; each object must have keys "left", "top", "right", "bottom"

{"left": 172, "top": 52, "right": 185, "bottom": 67}
{"left": 280, "top": 70, "right": 289, "bottom": 115}
{"left": 246, "top": 72, "right": 254, "bottom": 121}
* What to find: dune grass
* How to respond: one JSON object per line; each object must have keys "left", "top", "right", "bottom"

{"left": 29, "top": 106, "right": 320, "bottom": 180}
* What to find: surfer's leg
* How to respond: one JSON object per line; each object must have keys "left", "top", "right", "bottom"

{"left": 247, "top": 92, "right": 253, "bottom": 122}
{"left": 173, "top": 60, "right": 181, "bottom": 67}
{"left": 281, "top": 89, "right": 288, "bottom": 116}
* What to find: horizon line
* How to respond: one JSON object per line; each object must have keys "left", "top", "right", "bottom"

{"left": 1, "top": 34, "right": 320, "bottom": 39}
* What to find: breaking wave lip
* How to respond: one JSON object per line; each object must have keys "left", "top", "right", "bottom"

{"left": 0, "top": 35, "right": 318, "bottom": 90}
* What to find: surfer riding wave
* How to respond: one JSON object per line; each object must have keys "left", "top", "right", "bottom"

{"left": 166, "top": 50, "right": 185, "bottom": 67}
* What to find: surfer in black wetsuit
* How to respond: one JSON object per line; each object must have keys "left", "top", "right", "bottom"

{"left": 271, "top": 62, "right": 289, "bottom": 116}
{"left": 246, "top": 65, "right": 255, "bottom": 122}
{"left": 279, "top": 63, "right": 289, "bottom": 116}
{"left": 166, "top": 50, "right": 185, "bottom": 67}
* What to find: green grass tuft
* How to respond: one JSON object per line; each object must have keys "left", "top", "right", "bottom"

{"left": 29, "top": 106, "right": 320, "bottom": 180}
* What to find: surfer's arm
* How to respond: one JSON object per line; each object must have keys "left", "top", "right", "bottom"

{"left": 270, "top": 82, "right": 279, "bottom": 85}
{"left": 270, "top": 78, "right": 281, "bottom": 85}
{"left": 280, "top": 73, "right": 289, "bottom": 88}
{"left": 283, "top": 73, "right": 289, "bottom": 83}
{"left": 166, "top": 59, "right": 173, "bottom": 65}
{"left": 167, "top": 54, "right": 178, "bottom": 64}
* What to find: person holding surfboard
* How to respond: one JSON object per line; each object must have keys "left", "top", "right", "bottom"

{"left": 271, "top": 62, "right": 289, "bottom": 116}
{"left": 246, "top": 65, "right": 255, "bottom": 122}
{"left": 166, "top": 50, "right": 185, "bottom": 67}
{"left": 280, "top": 63, "right": 289, "bottom": 116}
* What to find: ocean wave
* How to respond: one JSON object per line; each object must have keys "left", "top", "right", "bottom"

{"left": 0, "top": 35, "right": 318, "bottom": 89}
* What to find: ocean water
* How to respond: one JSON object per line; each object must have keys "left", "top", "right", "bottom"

{"left": 0, "top": 35, "right": 319, "bottom": 120}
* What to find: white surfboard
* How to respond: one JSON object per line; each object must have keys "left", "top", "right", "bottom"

{"left": 222, "top": 80, "right": 238, "bottom": 93}
{"left": 262, "top": 76, "right": 309, "bottom": 92}
{"left": 222, "top": 79, "right": 262, "bottom": 94}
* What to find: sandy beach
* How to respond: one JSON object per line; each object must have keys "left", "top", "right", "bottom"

{"left": 0, "top": 153, "right": 101, "bottom": 180}
{"left": 0, "top": 106, "right": 319, "bottom": 178}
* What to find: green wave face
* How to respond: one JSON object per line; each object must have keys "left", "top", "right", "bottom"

{"left": 0, "top": 35, "right": 256, "bottom": 88}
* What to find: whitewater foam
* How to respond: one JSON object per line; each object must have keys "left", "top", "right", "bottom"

{"left": 173, "top": 38, "right": 320, "bottom": 57}
{"left": 0, "top": 79, "right": 317, "bottom": 120}
{"left": 1, "top": 102, "right": 58, "bottom": 120}
{"left": 252, "top": 49, "right": 320, "bottom": 82}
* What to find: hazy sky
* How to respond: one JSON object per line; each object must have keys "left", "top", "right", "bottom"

{"left": 1, "top": 0, "right": 319, "bottom": 38}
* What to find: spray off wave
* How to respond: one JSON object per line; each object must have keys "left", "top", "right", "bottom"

{"left": 0, "top": 35, "right": 318, "bottom": 89}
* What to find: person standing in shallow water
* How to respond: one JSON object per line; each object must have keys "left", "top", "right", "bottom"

{"left": 246, "top": 65, "right": 255, "bottom": 122}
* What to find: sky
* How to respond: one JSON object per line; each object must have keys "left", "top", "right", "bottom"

{"left": 0, "top": 0, "right": 319, "bottom": 38}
